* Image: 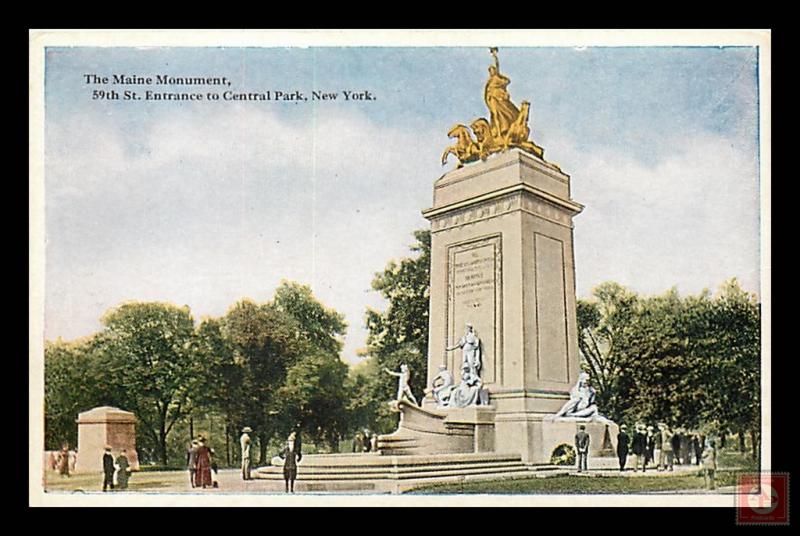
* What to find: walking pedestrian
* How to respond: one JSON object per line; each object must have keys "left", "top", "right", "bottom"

{"left": 102, "top": 446, "right": 115, "bottom": 492}
{"left": 617, "top": 424, "right": 630, "bottom": 472}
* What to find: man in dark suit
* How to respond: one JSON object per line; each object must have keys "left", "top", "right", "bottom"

{"left": 646, "top": 425, "right": 656, "bottom": 469}
{"left": 575, "top": 425, "right": 590, "bottom": 473}
{"left": 671, "top": 430, "right": 682, "bottom": 465}
{"left": 102, "top": 446, "right": 115, "bottom": 491}
{"left": 280, "top": 432, "right": 302, "bottom": 493}
{"left": 631, "top": 424, "right": 648, "bottom": 472}
{"left": 617, "top": 425, "right": 630, "bottom": 472}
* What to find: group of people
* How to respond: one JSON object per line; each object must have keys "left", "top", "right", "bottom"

{"left": 617, "top": 423, "right": 706, "bottom": 472}
{"left": 102, "top": 447, "right": 132, "bottom": 491}
{"left": 186, "top": 436, "right": 220, "bottom": 489}
{"left": 352, "top": 430, "right": 378, "bottom": 453}
{"left": 616, "top": 423, "right": 719, "bottom": 489}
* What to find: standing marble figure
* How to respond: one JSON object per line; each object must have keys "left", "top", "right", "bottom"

{"left": 446, "top": 323, "right": 482, "bottom": 377}
{"left": 384, "top": 364, "right": 418, "bottom": 406}
{"left": 240, "top": 427, "right": 252, "bottom": 481}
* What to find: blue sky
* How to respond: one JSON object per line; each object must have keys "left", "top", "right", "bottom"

{"left": 43, "top": 46, "right": 761, "bottom": 363}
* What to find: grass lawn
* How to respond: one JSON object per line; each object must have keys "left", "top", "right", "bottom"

{"left": 44, "top": 469, "right": 189, "bottom": 493}
{"left": 407, "top": 450, "right": 759, "bottom": 494}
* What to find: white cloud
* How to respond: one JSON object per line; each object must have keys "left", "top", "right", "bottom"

{"left": 44, "top": 105, "right": 762, "bottom": 366}
{"left": 45, "top": 104, "right": 441, "bottom": 363}
{"left": 547, "top": 130, "right": 761, "bottom": 299}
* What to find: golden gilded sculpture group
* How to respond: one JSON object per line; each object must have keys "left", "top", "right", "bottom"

{"left": 442, "top": 48, "right": 549, "bottom": 168}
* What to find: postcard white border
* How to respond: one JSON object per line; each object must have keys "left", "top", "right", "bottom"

{"left": 29, "top": 28, "right": 771, "bottom": 507}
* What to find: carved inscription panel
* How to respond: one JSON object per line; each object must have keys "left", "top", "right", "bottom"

{"left": 447, "top": 235, "right": 502, "bottom": 384}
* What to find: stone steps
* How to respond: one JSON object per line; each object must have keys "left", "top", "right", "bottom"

{"left": 255, "top": 460, "right": 529, "bottom": 481}
{"left": 248, "top": 452, "right": 590, "bottom": 493}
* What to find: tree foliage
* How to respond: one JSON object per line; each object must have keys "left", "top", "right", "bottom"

{"left": 577, "top": 279, "right": 761, "bottom": 448}
{"left": 96, "top": 302, "right": 197, "bottom": 465}
{"left": 43, "top": 282, "right": 353, "bottom": 465}
{"left": 364, "top": 229, "right": 431, "bottom": 408}
{"left": 44, "top": 337, "right": 105, "bottom": 450}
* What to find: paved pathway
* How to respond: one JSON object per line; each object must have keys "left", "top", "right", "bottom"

{"left": 44, "top": 461, "right": 730, "bottom": 495}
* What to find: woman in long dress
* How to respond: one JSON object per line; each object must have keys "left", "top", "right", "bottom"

{"left": 194, "top": 438, "right": 213, "bottom": 489}
{"left": 115, "top": 450, "right": 130, "bottom": 490}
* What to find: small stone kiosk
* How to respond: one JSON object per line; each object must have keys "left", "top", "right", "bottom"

{"left": 75, "top": 406, "right": 139, "bottom": 473}
{"left": 379, "top": 48, "right": 618, "bottom": 464}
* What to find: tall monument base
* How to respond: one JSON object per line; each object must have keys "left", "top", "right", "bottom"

{"left": 378, "top": 402, "right": 618, "bottom": 463}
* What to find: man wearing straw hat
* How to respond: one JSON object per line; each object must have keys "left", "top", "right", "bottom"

{"left": 187, "top": 439, "right": 199, "bottom": 487}
{"left": 240, "top": 426, "right": 253, "bottom": 481}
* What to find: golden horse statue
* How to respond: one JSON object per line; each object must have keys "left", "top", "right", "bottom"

{"left": 441, "top": 124, "right": 480, "bottom": 167}
{"left": 441, "top": 48, "right": 548, "bottom": 168}
{"left": 505, "top": 101, "right": 544, "bottom": 158}
{"left": 469, "top": 118, "right": 500, "bottom": 160}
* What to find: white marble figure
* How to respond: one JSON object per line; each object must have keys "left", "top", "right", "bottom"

{"left": 384, "top": 364, "right": 419, "bottom": 406}
{"left": 549, "top": 372, "right": 610, "bottom": 422}
{"left": 446, "top": 323, "right": 482, "bottom": 377}
{"left": 426, "top": 364, "right": 455, "bottom": 407}
{"left": 449, "top": 365, "right": 483, "bottom": 408}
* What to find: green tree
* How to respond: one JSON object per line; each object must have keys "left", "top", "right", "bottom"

{"left": 365, "top": 229, "right": 431, "bottom": 406}
{"left": 576, "top": 282, "right": 638, "bottom": 419}
{"left": 189, "top": 317, "right": 241, "bottom": 462}
{"left": 577, "top": 280, "right": 761, "bottom": 451}
{"left": 701, "top": 279, "right": 761, "bottom": 457}
{"left": 221, "top": 299, "right": 304, "bottom": 463}
{"left": 277, "top": 350, "right": 350, "bottom": 449}
{"left": 96, "top": 302, "right": 197, "bottom": 465}
{"left": 273, "top": 280, "right": 347, "bottom": 355}
{"left": 44, "top": 337, "right": 105, "bottom": 450}
{"left": 271, "top": 281, "right": 350, "bottom": 448}
{"left": 618, "top": 288, "right": 714, "bottom": 429}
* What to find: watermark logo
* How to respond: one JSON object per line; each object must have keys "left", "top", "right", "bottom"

{"left": 736, "top": 472, "right": 789, "bottom": 525}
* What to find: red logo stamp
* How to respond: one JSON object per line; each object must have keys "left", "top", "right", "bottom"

{"left": 736, "top": 472, "right": 790, "bottom": 525}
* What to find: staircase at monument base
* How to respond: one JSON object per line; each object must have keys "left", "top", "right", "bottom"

{"left": 253, "top": 452, "right": 545, "bottom": 493}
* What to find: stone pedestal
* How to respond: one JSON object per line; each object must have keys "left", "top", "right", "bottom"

{"left": 75, "top": 406, "right": 139, "bottom": 473}
{"left": 422, "top": 149, "right": 585, "bottom": 463}
{"left": 377, "top": 402, "right": 495, "bottom": 456}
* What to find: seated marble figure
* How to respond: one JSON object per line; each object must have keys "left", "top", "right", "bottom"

{"left": 430, "top": 365, "right": 482, "bottom": 409}
{"left": 426, "top": 364, "right": 455, "bottom": 407}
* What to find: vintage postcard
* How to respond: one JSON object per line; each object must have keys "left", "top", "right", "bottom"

{"left": 30, "top": 30, "right": 772, "bottom": 509}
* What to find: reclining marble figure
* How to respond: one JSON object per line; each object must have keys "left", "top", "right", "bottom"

{"left": 550, "top": 372, "right": 610, "bottom": 422}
